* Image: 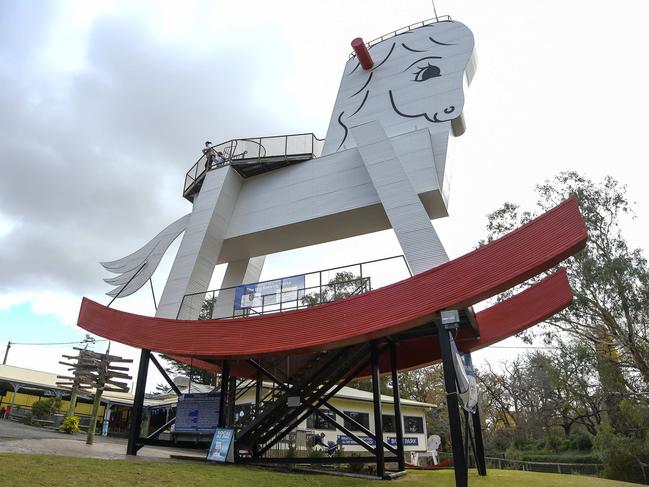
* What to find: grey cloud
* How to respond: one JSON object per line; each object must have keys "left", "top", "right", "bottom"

{"left": 0, "top": 8, "right": 288, "bottom": 296}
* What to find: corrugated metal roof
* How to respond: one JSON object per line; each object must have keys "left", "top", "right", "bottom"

{"left": 0, "top": 364, "right": 134, "bottom": 405}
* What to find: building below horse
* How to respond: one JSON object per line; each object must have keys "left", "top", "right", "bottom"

{"left": 0, "top": 363, "right": 433, "bottom": 460}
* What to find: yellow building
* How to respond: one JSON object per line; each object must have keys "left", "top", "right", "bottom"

{"left": 0, "top": 364, "right": 132, "bottom": 434}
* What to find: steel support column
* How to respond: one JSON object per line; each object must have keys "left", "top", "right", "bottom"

{"left": 438, "top": 323, "right": 468, "bottom": 487}
{"left": 227, "top": 376, "right": 237, "bottom": 427}
{"left": 463, "top": 409, "right": 471, "bottom": 468}
{"left": 255, "top": 368, "right": 262, "bottom": 417}
{"left": 218, "top": 360, "right": 230, "bottom": 428}
{"left": 371, "top": 341, "right": 385, "bottom": 478}
{"left": 127, "top": 348, "right": 150, "bottom": 455}
{"left": 472, "top": 405, "right": 487, "bottom": 476}
{"left": 390, "top": 341, "right": 406, "bottom": 471}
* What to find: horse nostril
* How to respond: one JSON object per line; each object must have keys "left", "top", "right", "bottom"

{"left": 444, "top": 106, "right": 455, "bottom": 114}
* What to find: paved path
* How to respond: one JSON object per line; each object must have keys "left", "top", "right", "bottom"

{"left": 0, "top": 419, "right": 205, "bottom": 461}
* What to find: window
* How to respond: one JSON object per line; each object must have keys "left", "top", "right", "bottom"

{"left": 306, "top": 408, "right": 336, "bottom": 430}
{"left": 343, "top": 411, "right": 370, "bottom": 431}
{"left": 382, "top": 414, "right": 396, "bottom": 433}
{"left": 404, "top": 416, "right": 424, "bottom": 434}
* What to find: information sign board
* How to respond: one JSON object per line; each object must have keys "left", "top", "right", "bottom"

{"left": 336, "top": 435, "right": 419, "bottom": 446}
{"left": 234, "top": 275, "right": 305, "bottom": 310}
{"left": 207, "top": 428, "right": 234, "bottom": 463}
{"left": 174, "top": 392, "right": 220, "bottom": 433}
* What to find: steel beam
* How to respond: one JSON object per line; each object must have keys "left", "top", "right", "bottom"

{"left": 127, "top": 348, "right": 150, "bottom": 456}
{"left": 472, "top": 405, "right": 487, "bottom": 476}
{"left": 390, "top": 341, "right": 406, "bottom": 471}
{"left": 371, "top": 341, "right": 385, "bottom": 478}
{"left": 253, "top": 353, "right": 375, "bottom": 456}
{"left": 218, "top": 360, "right": 230, "bottom": 428}
{"left": 438, "top": 323, "right": 468, "bottom": 487}
{"left": 255, "top": 368, "right": 262, "bottom": 417}
{"left": 149, "top": 354, "right": 181, "bottom": 396}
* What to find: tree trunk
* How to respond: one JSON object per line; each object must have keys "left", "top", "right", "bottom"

{"left": 594, "top": 332, "right": 627, "bottom": 434}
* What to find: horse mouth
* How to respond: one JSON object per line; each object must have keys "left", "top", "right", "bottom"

{"left": 389, "top": 90, "right": 455, "bottom": 124}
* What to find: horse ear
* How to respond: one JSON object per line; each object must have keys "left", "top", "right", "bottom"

{"left": 340, "top": 39, "right": 393, "bottom": 99}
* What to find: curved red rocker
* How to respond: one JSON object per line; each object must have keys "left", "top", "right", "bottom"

{"left": 77, "top": 197, "right": 586, "bottom": 374}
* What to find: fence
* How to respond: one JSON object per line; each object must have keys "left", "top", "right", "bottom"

{"left": 183, "top": 133, "right": 324, "bottom": 197}
{"left": 348, "top": 16, "right": 453, "bottom": 59}
{"left": 484, "top": 456, "right": 603, "bottom": 476}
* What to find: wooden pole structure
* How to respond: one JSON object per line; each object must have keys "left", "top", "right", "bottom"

{"left": 86, "top": 386, "right": 104, "bottom": 445}
{"left": 57, "top": 347, "right": 131, "bottom": 443}
{"left": 66, "top": 377, "right": 79, "bottom": 418}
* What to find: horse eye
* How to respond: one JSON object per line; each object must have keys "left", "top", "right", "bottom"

{"left": 413, "top": 63, "right": 441, "bottom": 82}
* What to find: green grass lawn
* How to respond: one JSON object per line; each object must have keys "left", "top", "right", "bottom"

{"left": 0, "top": 454, "right": 638, "bottom": 487}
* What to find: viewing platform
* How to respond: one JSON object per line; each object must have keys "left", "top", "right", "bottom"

{"left": 177, "top": 255, "right": 412, "bottom": 321}
{"left": 183, "top": 133, "right": 324, "bottom": 202}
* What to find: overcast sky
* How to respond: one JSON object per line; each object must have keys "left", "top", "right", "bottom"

{"left": 1, "top": 0, "right": 648, "bottom": 391}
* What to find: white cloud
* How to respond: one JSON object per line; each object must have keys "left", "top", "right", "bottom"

{"left": 0, "top": 215, "right": 16, "bottom": 238}
{"left": 0, "top": 291, "right": 81, "bottom": 328}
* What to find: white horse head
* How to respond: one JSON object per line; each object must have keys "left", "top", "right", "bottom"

{"left": 322, "top": 20, "right": 476, "bottom": 155}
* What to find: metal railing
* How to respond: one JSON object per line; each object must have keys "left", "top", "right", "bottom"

{"left": 348, "top": 16, "right": 453, "bottom": 59}
{"left": 183, "top": 133, "right": 324, "bottom": 196}
{"left": 177, "top": 255, "right": 411, "bottom": 320}
{"left": 484, "top": 456, "right": 603, "bottom": 476}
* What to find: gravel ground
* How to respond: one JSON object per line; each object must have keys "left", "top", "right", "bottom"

{"left": 0, "top": 418, "right": 205, "bottom": 461}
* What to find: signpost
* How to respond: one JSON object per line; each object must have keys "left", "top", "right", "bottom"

{"left": 56, "top": 347, "right": 132, "bottom": 444}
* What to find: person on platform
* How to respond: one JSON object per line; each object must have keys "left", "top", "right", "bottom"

{"left": 214, "top": 151, "right": 226, "bottom": 167}
{"left": 203, "top": 141, "right": 216, "bottom": 170}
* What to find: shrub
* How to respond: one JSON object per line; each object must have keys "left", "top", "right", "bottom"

{"left": 505, "top": 446, "right": 523, "bottom": 460}
{"left": 485, "top": 428, "right": 513, "bottom": 454}
{"left": 60, "top": 416, "right": 80, "bottom": 433}
{"left": 569, "top": 431, "right": 593, "bottom": 451}
{"left": 31, "top": 397, "right": 62, "bottom": 419}
{"left": 545, "top": 434, "right": 563, "bottom": 453}
{"left": 594, "top": 423, "right": 648, "bottom": 483}
{"left": 285, "top": 445, "right": 297, "bottom": 458}
{"left": 308, "top": 449, "right": 325, "bottom": 458}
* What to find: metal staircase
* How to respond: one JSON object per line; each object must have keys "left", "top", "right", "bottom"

{"left": 236, "top": 342, "right": 372, "bottom": 458}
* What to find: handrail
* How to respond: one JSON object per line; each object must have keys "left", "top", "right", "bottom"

{"left": 348, "top": 15, "right": 452, "bottom": 59}
{"left": 177, "top": 254, "right": 412, "bottom": 321}
{"left": 183, "top": 132, "right": 324, "bottom": 196}
{"left": 212, "top": 277, "right": 371, "bottom": 319}
{"left": 184, "top": 254, "right": 410, "bottom": 298}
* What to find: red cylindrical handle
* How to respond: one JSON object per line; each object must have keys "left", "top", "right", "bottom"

{"left": 351, "top": 38, "right": 373, "bottom": 70}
